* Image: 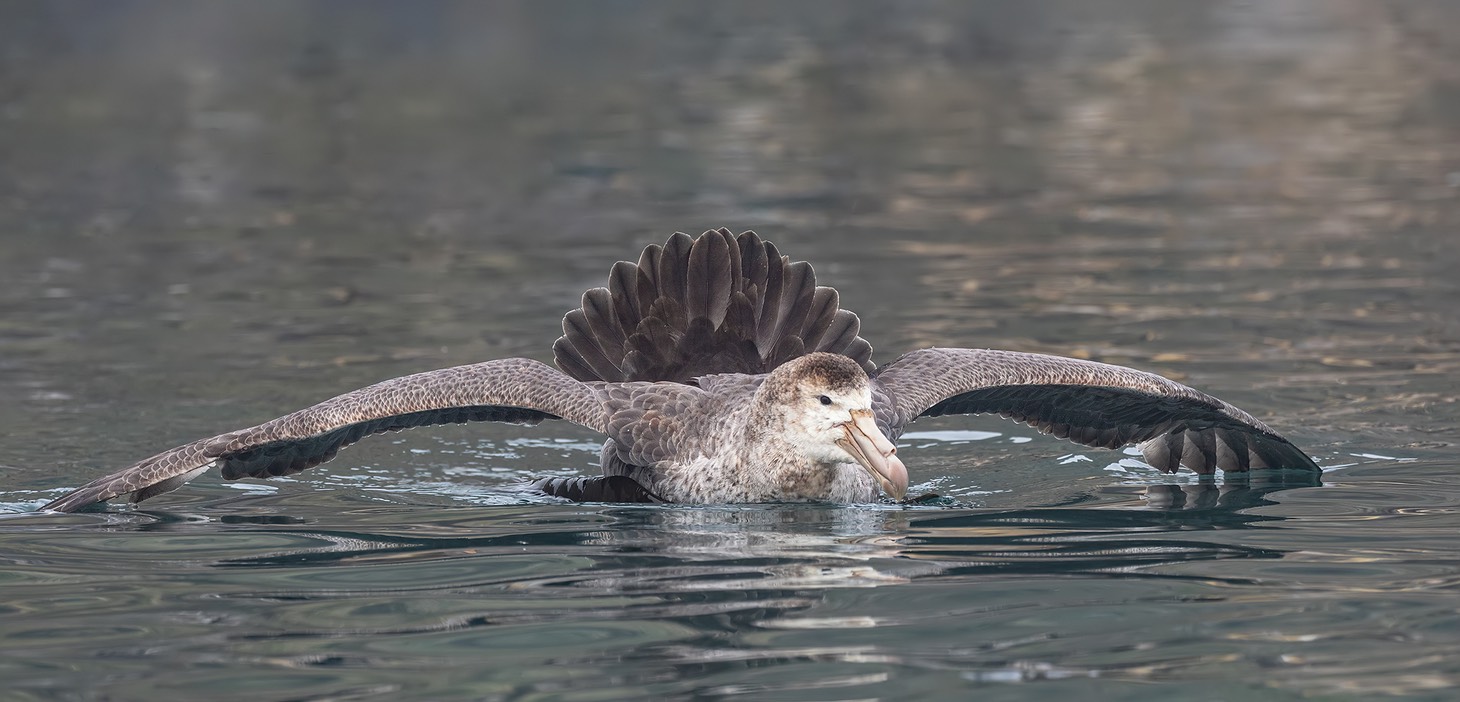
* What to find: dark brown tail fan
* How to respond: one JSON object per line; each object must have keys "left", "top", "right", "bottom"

{"left": 552, "top": 228, "right": 875, "bottom": 383}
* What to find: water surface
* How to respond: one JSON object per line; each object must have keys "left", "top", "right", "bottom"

{"left": 2, "top": 2, "right": 1459, "bottom": 699}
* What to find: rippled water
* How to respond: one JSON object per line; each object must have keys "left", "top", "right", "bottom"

{"left": 2, "top": 2, "right": 1459, "bottom": 700}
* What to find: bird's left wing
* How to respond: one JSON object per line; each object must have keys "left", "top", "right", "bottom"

{"left": 872, "top": 348, "right": 1318, "bottom": 474}
{"left": 42, "top": 358, "right": 608, "bottom": 512}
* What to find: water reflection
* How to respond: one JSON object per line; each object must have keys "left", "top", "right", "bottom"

{"left": 2, "top": 461, "right": 1444, "bottom": 700}
{"left": 197, "top": 481, "right": 1311, "bottom": 599}
{"left": 141, "top": 494, "right": 1304, "bottom": 696}
{"left": 1138, "top": 473, "right": 1321, "bottom": 511}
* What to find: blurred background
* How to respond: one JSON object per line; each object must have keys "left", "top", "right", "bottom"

{"left": 2, "top": 2, "right": 1459, "bottom": 700}
{"left": 1, "top": 1, "right": 1455, "bottom": 428}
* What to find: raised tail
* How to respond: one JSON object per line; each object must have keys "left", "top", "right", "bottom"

{"left": 553, "top": 228, "right": 875, "bottom": 383}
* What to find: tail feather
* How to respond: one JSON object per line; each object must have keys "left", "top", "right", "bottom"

{"left": 635, "top": 243, "right": 662, "bottom": 321}
{"left": 553, "top": 228, "right": 876, "bottom": 383}
{"left": 608, "top": 261, "right": 640, "bottom": 333}
{"left": 686, "top": 230, "right": 733, "bottom": 327}
{"left": 657, "top": 231, "right": 692, "bottom": 311}
{"left": 773, "top": 261, "right": 816, "bottom": 354}
{"left": 843, "top": 338, "right": 874, "bottom": 369}
{"left": 738, "top": 231, "right": 770, "bottom": 300}
{"left": 770, "top": 335, "right": 807, "bottom": 368}
{"left": 755, "top": 242, "right": 785, "bottom": 355}
{"left": 818, "top": 308, "right": 861, "bottom": 357}
{"left": 581, "top": 288, "right": 625, "bottom": 362}
{"left": 799, "top": 287, "right": 839, "bottom": 351}
{"left": 561, "top": 307, "right": 619, "bottom": 381}
{"left": 723, "top": 291, "right": 756, "bottom": 341}
{"left": 551, "top": 335, "right": 597, "bottom": 382}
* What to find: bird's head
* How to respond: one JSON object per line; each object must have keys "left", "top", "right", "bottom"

{"left": 760, "top": 353, "right": 909, "bottom": 500}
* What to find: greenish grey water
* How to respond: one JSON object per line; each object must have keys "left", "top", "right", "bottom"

{"left": 2, "top": 1, "right": 1458, "bottom": 699}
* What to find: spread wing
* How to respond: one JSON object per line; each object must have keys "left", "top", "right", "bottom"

{"left": 42, "top": 358, "right": 608, "bottom": 512}
{"left": 872, "top": 348, "right": 1319, "bottom": 474}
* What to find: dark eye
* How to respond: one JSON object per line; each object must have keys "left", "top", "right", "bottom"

{"left": 818, "top": 395, "right": 832, "bottom": 406}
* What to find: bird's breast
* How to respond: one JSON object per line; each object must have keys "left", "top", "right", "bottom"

{"left": 657, "top": 457, "right": 877, "bottom": 504}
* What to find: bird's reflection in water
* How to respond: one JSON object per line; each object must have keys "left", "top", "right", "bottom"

{"left": 206, "top": 471, "right": 1318, "bottom": 585}
{"left": 623, "top": 473, "right": 1325, "bottom": 587}
{"left": 552, "top": 506, "right": 935, "bottom": 591}
{"left": 1138, "top": 471, "right": 1321, "bottom": 511}
{"left": 143, "top": 474, "right": 1316, "bottom": 657}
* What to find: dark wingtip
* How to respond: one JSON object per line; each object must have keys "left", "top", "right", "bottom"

{"left": 1140, "top": 427, "right": 1320, "bottom": 475}
{"left": 39, "top": 485, "right": 115, "bottom": 513}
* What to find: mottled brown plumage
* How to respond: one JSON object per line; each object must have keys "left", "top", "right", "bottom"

{"left": 40, "top": 228, "right": 1319, "bottom": 513}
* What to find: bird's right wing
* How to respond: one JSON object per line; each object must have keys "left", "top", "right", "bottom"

{"left": 42, "top": 358, "right": 608, "bottom": 512}
{"left": 872, "top": 348, "right": 1318, "bottom": 474}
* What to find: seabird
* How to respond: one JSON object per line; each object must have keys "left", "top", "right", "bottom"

{"left": 40, "top": 228, "right": 1319, "bottom": 512}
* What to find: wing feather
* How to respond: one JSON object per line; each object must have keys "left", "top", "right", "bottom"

{"left": 42, "top": 358, "right": 607, "bottom": 512}
{"left": 872, "top": 347, "right": 1318, "bottom": 474}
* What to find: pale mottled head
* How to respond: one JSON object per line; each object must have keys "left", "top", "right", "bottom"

{"left": 761, "top": 353, "right": 909, "bottom": 499}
